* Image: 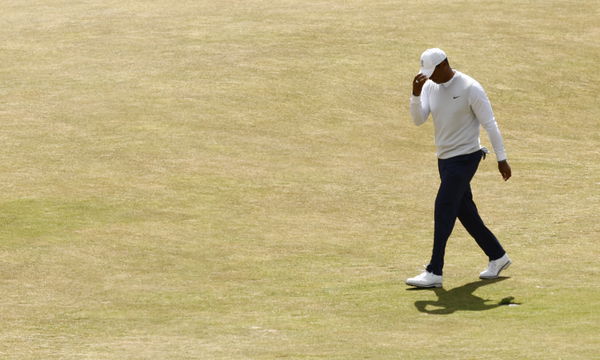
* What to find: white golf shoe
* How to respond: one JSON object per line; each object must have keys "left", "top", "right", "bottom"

{"left": 480, "top": 254, "right": 512, "bottom": 279}
{"left": 406, "top": 270, "right": 442, "bottom": 288}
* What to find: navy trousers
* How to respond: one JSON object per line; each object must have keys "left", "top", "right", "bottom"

{"left": 426, "top": 150, "right": 505, "bottom": 276}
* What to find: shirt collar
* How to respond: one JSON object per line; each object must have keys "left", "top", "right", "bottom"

{"left": 441, "top": 71, "right": 459, "bottom": 88}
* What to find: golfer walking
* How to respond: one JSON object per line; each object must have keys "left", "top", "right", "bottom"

{"left": 406, "top": 48, "right": 512, "bottom": 288}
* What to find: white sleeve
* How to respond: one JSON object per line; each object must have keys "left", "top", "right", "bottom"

{"left": 409, "top": 88, "right": 430, "bottom": 126}
{"left": 469, "top": 83, "right": 507, "bottom": 161}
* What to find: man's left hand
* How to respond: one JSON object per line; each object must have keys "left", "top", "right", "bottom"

{"left": 498, "top": 160, "right": 512, "bottom": 181}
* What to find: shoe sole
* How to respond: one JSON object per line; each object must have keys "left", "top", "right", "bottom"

{"left": 406, "top": 282, "right": 443, "bottom": 288}
{"left": 479, "top": 260, "right": 512, "bottom": 279}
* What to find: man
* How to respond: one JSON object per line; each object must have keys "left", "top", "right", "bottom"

{"left": 406, "top": 48, "right": 512, "bottom": 288}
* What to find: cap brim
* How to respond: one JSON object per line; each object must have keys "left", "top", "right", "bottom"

{"left": 420, "top": 67, "right": 434, "bottom": 78}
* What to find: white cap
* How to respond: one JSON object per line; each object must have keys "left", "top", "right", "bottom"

{"left": 419, "top": 48, "right": 447, "bottom": 77}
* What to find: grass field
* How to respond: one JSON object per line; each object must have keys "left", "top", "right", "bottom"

{"left": 1, "top": 0, "right": 599, "bottom": 359}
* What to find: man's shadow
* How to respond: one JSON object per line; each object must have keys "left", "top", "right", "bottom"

{"left": 408, "top": 277, "right": 520, "bottom": 315}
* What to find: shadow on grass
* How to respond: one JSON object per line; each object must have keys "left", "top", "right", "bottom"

{"left": 408, "top": 277, "right": 520, "bottom": 315}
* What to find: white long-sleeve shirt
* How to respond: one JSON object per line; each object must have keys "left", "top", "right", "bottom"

{"left": 410, "top": 71, "right": 507, "bottom": 161}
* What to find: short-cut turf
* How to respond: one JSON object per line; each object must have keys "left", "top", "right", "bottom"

{"left": 1, "top": 1, "right": 598, "bottom": 359}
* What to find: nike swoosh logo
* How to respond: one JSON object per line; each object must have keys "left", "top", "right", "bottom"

{"left": 453, "top": 96, "right": 460, "bottom": 99}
